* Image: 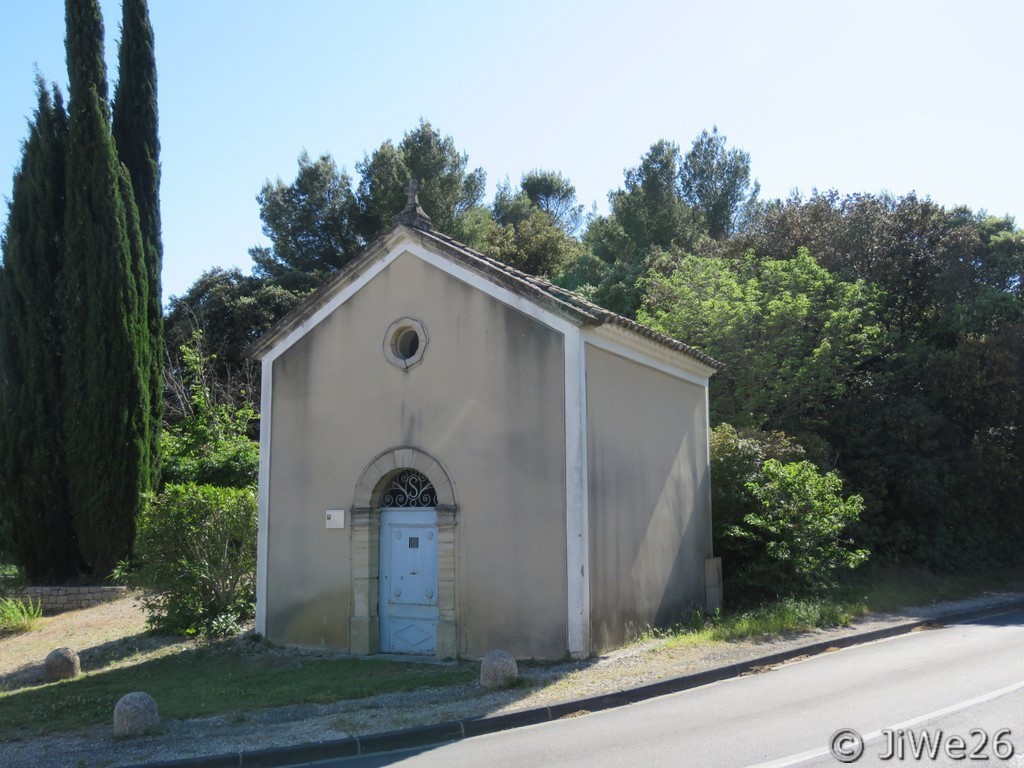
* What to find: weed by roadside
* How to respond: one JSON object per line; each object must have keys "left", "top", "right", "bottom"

{"left": 0, "top": 597, "right": 41, "bottom": 635}
{"left": 648, "top": 597, "right": 869, "bottom": 648}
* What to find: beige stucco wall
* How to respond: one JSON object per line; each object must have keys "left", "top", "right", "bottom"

{"left": 264, "top": 249, "right": 568, "bottom": 658}
{"left": 585, "top": 344, "right": 711, "bottom": 652}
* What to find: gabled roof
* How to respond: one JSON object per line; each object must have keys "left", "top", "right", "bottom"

{"left": 247, "top": 223, "right": 723, "bottom": 372}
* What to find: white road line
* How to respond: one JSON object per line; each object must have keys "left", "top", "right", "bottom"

{"left": 746, "top": 678, "right": 1024, "bottom": 768}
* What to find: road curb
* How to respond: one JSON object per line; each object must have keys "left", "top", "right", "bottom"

{"left": 124, "top": 597, "right": 1024, "bottom": 768}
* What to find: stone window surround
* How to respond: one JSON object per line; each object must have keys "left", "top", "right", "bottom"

{"left": 349, "top": 446, "right": 458, "bottom": 658}
{"left": 382, "top": 316, "right": 428, "bottom": 371}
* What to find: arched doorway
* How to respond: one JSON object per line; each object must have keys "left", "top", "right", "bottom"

{"left": 349, "top": 447, "right": 458, "bottom": 657}
{"left": 379, "top": 470, "right": 438, "bottom": 653}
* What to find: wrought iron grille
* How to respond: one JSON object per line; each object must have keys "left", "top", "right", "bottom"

{"left": 381, "top": 469, "right": 438, "bottom": 508}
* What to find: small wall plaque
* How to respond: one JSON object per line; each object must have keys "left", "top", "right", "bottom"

{"left": 326, "top": 509, "right": 345, "bottom": 529}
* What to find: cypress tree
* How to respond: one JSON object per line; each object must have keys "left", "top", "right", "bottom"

{"left": 0, "top": 80, "right": 79, "bottom": 582}
{"left": 113, "top": 0, "right": 162, "bottom": 492}
{"left": 62, "top": 0, "right": 150, "bottom": 577}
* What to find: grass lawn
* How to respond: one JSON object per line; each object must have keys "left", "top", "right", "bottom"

{"left": 0, "top": 639, "right": 475, "bottom": 738}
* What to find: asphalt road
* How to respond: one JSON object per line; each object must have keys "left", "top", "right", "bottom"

{"left": 315, "top": 607, "right": 1024, "bottom": 768}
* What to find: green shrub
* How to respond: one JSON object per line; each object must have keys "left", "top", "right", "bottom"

{"left": 711, "top": 424, "right": 804, "bottom": 528}
{"left": 736, "top": 459, "right": 869, "bottom": 594}
{"left": 711, "top": 424, "right": 800, "bottom": 597}
{"left": 711, "top": 423, "right": 869, "bottom": 600}
{"left": 0, "top": 596, "right": 42, "bottom": 634}
{"left": 133, "top": 483, "right": 257, "bottom": 635}
{"left": 161, "top": 425, "right": 259, "bottom": 489}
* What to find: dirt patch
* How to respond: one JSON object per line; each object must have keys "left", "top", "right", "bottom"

{"left": 0, "top": 592, "right": 182, "bottom": 692}
{"left": 557, "top": 709, "right": 591, "bottom": 719}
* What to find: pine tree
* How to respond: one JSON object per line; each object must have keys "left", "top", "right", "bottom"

{"left": 113, "top": 0, "right": 162, "bottom": 492}
{"left": 61, "top": 0, "right": 150, "bottom": 577}
{"left": 0, "top": 79, "right": 78, "bottom": 582}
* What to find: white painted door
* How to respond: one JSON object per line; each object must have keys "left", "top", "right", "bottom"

{"left": 379, "top": 508, "right": 438, "bottom": 654}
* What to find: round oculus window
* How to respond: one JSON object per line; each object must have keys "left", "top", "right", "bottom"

{"left": 383, "top": 317, "right": 427, "bottom": 370}
{"left": 393, "top": 327, "right": 420, "bottom": 360}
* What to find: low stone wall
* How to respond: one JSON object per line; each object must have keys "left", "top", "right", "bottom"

{"left": 17, "top": 586, "right": 127, "bottom": 615}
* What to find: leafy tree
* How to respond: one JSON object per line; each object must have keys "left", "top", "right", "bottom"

{"left": 61, "top": 0, "right": 151, "bottom": 578}
{"left": 710, "top": 191, "right": 1024, "bottom": 568}
{"left": 487, "top": 174, "right": 583, "bottom": 277}
{"left": 164, "top": 268, "right": 305, "bottom": 416}
{"left": 577, "top": 141, "right": 701, "bottom": 317}
{"left": 680, "top": 126, "right": 760, "bottom": 240}
{"left": 250, "top": 151, "right": 362, "bottom": 293}
{"left": 834, "top": 323, "right": 1024, "bottom": 569}
{"left": 160, "top": 332, "right": 259, "bottom": 490}
{"left": 356, "top": 120, "right": 486, "bottom": 242}
{"left": 639, "top": 247, "right": 887, "bottom": 441}
{"left": 0, "top": 80, "right": 77, "bottom": 582}
{"left": 484, "top": 206, "right": 583, "bottom": 277}
{"left": 112, "top": 0, "right": 163, "bottom": 489}
{"left": 610, "top": 139, "right": 696, "bottom": 254}
{"left": 520, "top": 169, "right": 584, "bottom": 236}
{"left": 557, "top": 242, "right": 651, "bottom": 317}
{"left": 448, "top": 204, "right": 495, "bottom": 251}
{"left": 492, "top": 178, "right": 535, "bottom": 228}
{"left": 719, "top": 192, "right": 1024, "bottom": 345}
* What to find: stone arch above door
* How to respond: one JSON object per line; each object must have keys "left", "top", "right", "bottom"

{"left": 349, "top": 447, "right": 458, "bottom": 658}
{"left": 352, "top": 447, "right": 456, "bottom": 510}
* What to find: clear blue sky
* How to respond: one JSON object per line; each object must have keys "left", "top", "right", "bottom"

{"left": 2, "top": 0, "right": 1022, "bottom": 303}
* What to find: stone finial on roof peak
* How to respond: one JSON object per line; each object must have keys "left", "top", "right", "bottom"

{"left": 396, "top": 179, "right": 433, "bottom": 231}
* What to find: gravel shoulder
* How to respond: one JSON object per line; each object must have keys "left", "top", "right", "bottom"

{"left": 2, "top": 589, "right": 1023, "bottom": 768}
